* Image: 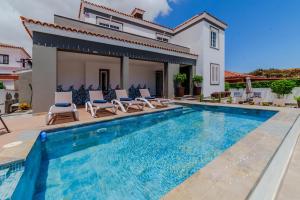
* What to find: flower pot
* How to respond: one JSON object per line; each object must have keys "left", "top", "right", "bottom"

{"left": 176, "top": 87, "right": 185, "bottom": 97}
{"left": 193, "top": 86, "right": 201, "bottom": 96}
{"left": 297, "top": 100, "right": 300, "bottom": 108}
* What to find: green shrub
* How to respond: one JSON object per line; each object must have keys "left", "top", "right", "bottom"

{"left": 0, "top": 82, "right": 4, "bottom": 89}
{"left": 228, "top": 82, "right": 246, "bottom": 89}
{"left": 174, "top": 73, "right": 187, "bottom": 87}
{"left": 225, "top": 82, "right": 230, "bottom": 91}
{"left": 192, "top": 75, "right": 203, "bottom": 87}
{"left": 270, "top": 80, "right": 296, "bottom": 98}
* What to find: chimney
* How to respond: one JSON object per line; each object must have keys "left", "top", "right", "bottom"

{"left": 131, "top": 8, "right": 145, "bottom": 20}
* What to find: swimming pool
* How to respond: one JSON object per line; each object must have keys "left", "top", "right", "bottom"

{"left": 12, "top": 105, "right": 276, "bottom": 199}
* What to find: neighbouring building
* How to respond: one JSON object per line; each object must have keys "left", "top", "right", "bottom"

{"left": 0, "top": 43, "right": 31, "bottom": 90}
{"left": 21, "top": 0, "right": 227, "bottom": 113}
{"left": 225, "top": 71, "right": 281, "bottom": 83}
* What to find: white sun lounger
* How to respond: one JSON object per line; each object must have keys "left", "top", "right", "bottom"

{"left": 46, "top": 92, "right": 79, "bottom": 125}
{"left": 139, "top": 89, "right": 172, "bottom": 107}
{"left": 85, "top": 91, "right": 117, "bottom": 117}
{"left": 112, "top": 89, "right": 147, "bottom": 112}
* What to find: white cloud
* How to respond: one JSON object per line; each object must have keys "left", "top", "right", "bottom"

{"left": 0, "top": 0, "right": 175, "bottom": 55}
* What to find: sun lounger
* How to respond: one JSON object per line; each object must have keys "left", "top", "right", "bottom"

{"left": 112, "top": 89, "right": 146, "bottom": 112}
{"left": 139, "top": 89, "right": 172, "bottom": 107}
{"left": 46, "top": 92, "right": 79, "bottom": 125}
{"left": 85, "top": 91, "right": 117, "bottom": 117}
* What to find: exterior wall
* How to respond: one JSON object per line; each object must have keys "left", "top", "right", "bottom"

{"left": 32, "top": 45, "right": 57, "bottom": 113}
{"left": 3, "top": 80, "right": 15, "bottom": 90}
{"left": 123, "top": 23, "right": 156, "bottom": 39}
{"left": 128, "top": 59, "right": 164, "bottom": 95}
{"left": 164, "top": 63, "right": 180, "bottom": 98}
{"left": 171, "top": 21, "right": 225, "bottom": 97}
{"left": 0, "top": 48, "right": 30, "bottom": 74}
{"left": 57, "top": 51, "right": 121, "bottom": 90}
{"left": 15, "top": 70, "right": 32, "bottom": 104}
{"left": 230, "top": 87, "right": 300, "bottom": 104}
{"left": 83, "top": 11, "right": 158, "bottom": 39}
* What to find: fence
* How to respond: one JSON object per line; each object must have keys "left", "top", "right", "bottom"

{"left": 229, "top": 87, "right": 300, "bottom": 104}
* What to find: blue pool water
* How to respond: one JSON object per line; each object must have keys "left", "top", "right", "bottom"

{"left": 31, "top": 106, "right": 275, "bottom": 199}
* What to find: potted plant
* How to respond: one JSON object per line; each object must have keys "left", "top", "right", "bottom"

{"left": 294, "top": 96, "right": 300, "bottom": 108}
{"left": 174, "top": 73, "right": 187, "bottom": 97}
{"left": 270, "top": 80, "right": 295, "bottom": 107}
{"left": 192, "top": 75, "right": 203, "bottom": 96}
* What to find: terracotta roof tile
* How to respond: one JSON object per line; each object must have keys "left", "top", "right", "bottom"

{"left": 0, "top": 43, "right": 31, "bottom": 58}
{"left": 20, "top": 16, "right": 198, "bottom": 57}
{"left": 225, "top": 71, "right": 256, "bottom": 78}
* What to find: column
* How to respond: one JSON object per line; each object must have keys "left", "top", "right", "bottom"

{"left": 163, "top": 63, "right": 180, "bottom": 98}
{"left": 190, "top": 65, "right": 196, "bottom": 95}
{"left": 121, "top": 56, "right": 129, "bottom": 90}
{"left": 32, "top": 45, "right": 57, "bottom": 113}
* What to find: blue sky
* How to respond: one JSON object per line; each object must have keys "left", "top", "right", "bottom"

{"left": 155, "top": 0, "right": 300, "bottom": 72}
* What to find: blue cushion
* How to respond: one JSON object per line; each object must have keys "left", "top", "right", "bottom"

{"left": 93, "top": 100, "right": 107, "bottom": 104}
{"left": 120, "top": 97, "right": 132, "bottom": 101}
{"left": 145, "top": 96, "right": 156, "bottom": 100}
{"left": 55, "top": 103, "right": 71, "bottom": 107}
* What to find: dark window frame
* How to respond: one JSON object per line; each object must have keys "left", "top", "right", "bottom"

{"left": 0, "top": 54, "right": 9, "bottom": 64}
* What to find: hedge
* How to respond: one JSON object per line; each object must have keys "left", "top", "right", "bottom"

{"left": 228, "top": 79, "right": 300, "bottom": 89}
{"left": 0, "top": 82, "right": 4, "bottom": 89}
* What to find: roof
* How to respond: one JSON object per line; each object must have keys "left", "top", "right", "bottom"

{"left": 20, "top": 16, "right": 198, "bottom": 57}
{"left": 0, "top": 74, "right": 19, "bottom": 81}
{"left": 78, "top": 0, "right": 227, "bottom": 33}
{"left": 0, "top": 43, "right": 31, "bottom": 58}
{"left": 225, "top": 71, "right": 254, "bottom": 78}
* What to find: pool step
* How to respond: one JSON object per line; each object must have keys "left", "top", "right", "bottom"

{"left": 0, "top": 168, "right": 9, "bottom": 185}
{"left": 181, "top": 108, "right": 196, "bottom": 115}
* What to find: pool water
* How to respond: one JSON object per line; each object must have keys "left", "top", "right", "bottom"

{"left": 33, "top": 106, "right": 276, "bottom": 200}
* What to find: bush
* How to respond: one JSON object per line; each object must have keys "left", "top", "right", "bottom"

{"left": 225, "top": 82, "right": 230, "bottom": 91}
{"left": 270, "top": 80, "right": 296, "bottom": 98}
{"left": 0, "top": 82, "right": 4, "bottom": 89}
{"left": 174, "top": 73, "right": 187, "bottom": 87}
{"left": 228, "top": 82, "right": 246, "bottom": 89}
{"left": 192, "top": 75, "right": 203, "bottom": 87}
{"left": 211, "top": 91, "right": 231, "bottom": 98}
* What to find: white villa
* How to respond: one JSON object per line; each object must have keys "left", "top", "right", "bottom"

{"left": 21, "top": 0, "right": 227, "bottom": 113}
{"left": 0, "top": 43, "right": 31, "bottom": 90}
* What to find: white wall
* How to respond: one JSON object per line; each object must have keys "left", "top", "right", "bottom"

{"left": 0, "top": 48, "right": 30, "bottom": 74}
{"left": 230, "top": 87, "right": 300, "bottom": 104}
{"left": 3, "top": 80, "right": 15, "bottom": 90}
{"left": 171, "top": 21, "right": 225, "bottom": 97}
{"left": 83, "top": 12, "right": 157, "bottom": 39}
{"left": 128, "top": 59, "right": 164, "bottom": 95}
{"left": 57, "top": 51, "right": 121, "bottom": 90}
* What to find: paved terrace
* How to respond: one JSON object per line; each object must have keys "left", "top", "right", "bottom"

{"left": 0, "top": 102, "right": 300, "bottom": 199}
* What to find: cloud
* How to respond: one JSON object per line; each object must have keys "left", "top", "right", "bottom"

{"left": 0, "top": 0, "right": 175, "bottom": 55}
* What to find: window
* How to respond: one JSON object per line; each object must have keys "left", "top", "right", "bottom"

{"left": 96, "top": 16, "right": 123, "bottom": 31}
{"left": 0, "top": 54, "right": 9, "bottom": 64}
{"left": 210, "top": 27, "right": 219, "bottom": 49}
{"left": 210, "top": 63, "right": 220, "bottom": 85}
{"left": 157, "top": 37, "right": 169, "bottom": 42}
{"left": 99, "top": 69, "right": 110, "bottom": 91}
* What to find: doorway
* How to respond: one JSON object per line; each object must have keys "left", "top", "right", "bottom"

{"left": 179, "top": 66, "right": 191, "bottom": 95}
{"left": 155, "top": 71, "right": 163, "bottom": 97}
{"left": 99, "top": 69, "right": 110, "bottom": 91}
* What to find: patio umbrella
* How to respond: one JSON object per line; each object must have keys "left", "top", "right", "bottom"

{"left": 245, "top": 76, "right": 252, "bottom": 100}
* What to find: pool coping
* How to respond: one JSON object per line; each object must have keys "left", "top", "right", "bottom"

{"left": 163, "top": 101, "right": 300, "bottom": 200}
